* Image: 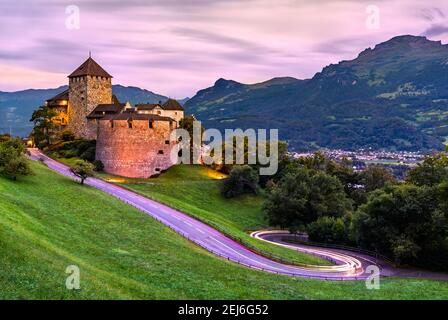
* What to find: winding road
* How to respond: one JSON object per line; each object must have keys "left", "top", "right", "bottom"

{"left": 28, "top": 148, "right": 394, "bottom": 281}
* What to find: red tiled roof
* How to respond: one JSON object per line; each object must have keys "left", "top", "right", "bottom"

{"left": 162, "top": 99, "right": 184, "bottom": 111}
{"left": 87, "top": 103, "right": 125, "bottom": 119}
{"left": 68, "top": 57, "right": 113, "bottom": 78}
{"left": 135, "top": 103, "right": 162, "bottom": 111}
{"left": 46, "top": 89, "right": 69, "bottom": 103}
{"left": 135, "top": 99, "right": 184, "bottom": 111}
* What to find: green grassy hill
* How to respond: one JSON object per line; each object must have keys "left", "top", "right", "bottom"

{"left": 99, "top": 165, "right": 331, "bottom": 266}
{"left": 1, "top": 161, "right": 448, "bottom": 299}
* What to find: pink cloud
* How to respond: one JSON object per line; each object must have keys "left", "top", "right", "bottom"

{"left": 1, "top": 0, "right": 447, "bottom": 97}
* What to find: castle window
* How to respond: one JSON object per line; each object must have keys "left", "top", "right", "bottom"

{"left": 155, "top": 168, "right": 161, "bottom": 172}
{"left": 128, "top": 121, "right": 133, "bottom": 129}
{"left": 110, "top": 120, "right": 114, "bottom": 128}
{"left": 165, "top": 140, "right": 170, "bottom": 145}
{"left": 158, "top": 150, "right": 164, "bottom": 155}
{"left": 149, "top": 121, "right": 153, "bottom": 129}
{"left": 157, "top": 110, "right": 161, "bottom": 115}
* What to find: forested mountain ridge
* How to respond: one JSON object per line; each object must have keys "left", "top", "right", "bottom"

{"left": 185, "top": 35, "right": 448, "bottom": 151}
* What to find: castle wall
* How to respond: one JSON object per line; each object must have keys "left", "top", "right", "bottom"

{"left": 96, "top": 119, "right": 176, "bottom": 178}
{"left": 138, "top": 109, "right": 184, "bottom": 125}
{"left": 51, "top": 105, "right": 69, "bottom": 127}
{"left": 68, "top": 75, "right": 112, "bottom": 140}
{"left": 160, "top": 110, "right": 184, "bottom": 125}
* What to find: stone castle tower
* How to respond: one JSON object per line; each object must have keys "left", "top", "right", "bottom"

{"left": 67, "top": 57, "right": 113, "bottom": 139}
{"left": 45, "top": 56, "right": 185, "bottom": 178}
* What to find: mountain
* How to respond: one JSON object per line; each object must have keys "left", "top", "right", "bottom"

{"left": 0, "top": 85, "right": 171, "bottom": 137}
{"left": 185, "top": 35, "right": 448, "bottom": 151}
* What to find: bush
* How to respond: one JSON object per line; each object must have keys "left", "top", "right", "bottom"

{"left": 60, "top": 130, "right": 75, "bottom": 142}
{"left": 307, "top": 216, "right": 348, "bottom": 244}
{"left": 80, "top": 147, "right": 96, "bottom": 162}
{"left": 221, "top": 165, "right": 259, "bottom": 198}
{"left": 93, "top": 160, "right": 104, "bottom": 172}
{"left": 50, "top": 139, "right": 97, "bottom": 162}
{"left": 61, "top": 149, "right": 78, "bottom": 158}
{"left": 0, "top": 138, "right": 34, "bottom": 180}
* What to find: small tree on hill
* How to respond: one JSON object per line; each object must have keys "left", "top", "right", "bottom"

{"left": 30, "top": 105, "right": 57, "bottom": 147}
{"left": 70, "top": 160, "right": 95, "bottom": 185}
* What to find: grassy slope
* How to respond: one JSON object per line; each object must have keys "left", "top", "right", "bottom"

{"left": 2, "top": 162, "right": 448, "bottom": 299}
{"left": 99, "top": 165, "right": 331, "bottom": 266}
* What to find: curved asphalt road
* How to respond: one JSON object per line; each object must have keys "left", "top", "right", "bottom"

{"left": 29, "top": 148, "right": 373, "bottom": 280}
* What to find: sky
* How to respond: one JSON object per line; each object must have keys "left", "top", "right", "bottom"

{"left": 1, "top": 0, "right": 448, "bottom": 98}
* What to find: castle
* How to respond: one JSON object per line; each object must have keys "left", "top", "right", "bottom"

{"left": 45, "top": 56, "right": 184, "bottom": 178}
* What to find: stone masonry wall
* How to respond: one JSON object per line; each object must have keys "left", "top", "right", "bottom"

{"left": 160, "top": 110, "right": 184, "bottom": 125}
{"left": 68, "top": 76, "right": 112, "bottom": 140}
{"left": 96, "top": 119, "right": 176, "bottom": 178}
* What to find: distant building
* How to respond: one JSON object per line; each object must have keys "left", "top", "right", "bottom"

{"left": 44, "top": 56, "right": 184, "bottom": 178}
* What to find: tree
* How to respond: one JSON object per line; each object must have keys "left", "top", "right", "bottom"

{"left": 221, "top": 165, "right": 259, "bottom": 198}
{"left": 359, "top": 165, "right": 396, "bottom": 193}
{"left": 0, "top": 138, "right": 33, "bottom": 180}
{"left": 70, "top": 160, "right": 95, "bottom": 185}
{"left": 0, "top": 134, "right": 11, "bottom": 142}
{"left": 437, "top": 181, "right": 448, "bottom": 214}
{"left": 307, "top": 216, "right": 349, "bottom": 244}
{"left": 179, "top": 115, "right": 204, "bottom": 163}
{"left": 353, "top": 184, "right": 448, "bottom": 267}
{"left": 296, "top": 153, "right": 367, "bottom": 206}
{"left": 30, "top": 105, "right": 57, "bottom": 147}
{"left": 264, "top": 168, "right": 352, "bottom": 233}
{"left": 406, "top": 154, "right": 448, "bottom": 187}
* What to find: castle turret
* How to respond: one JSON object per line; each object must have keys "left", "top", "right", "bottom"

{"left": 67, "top": 56, "right": 113, "bottom": 139}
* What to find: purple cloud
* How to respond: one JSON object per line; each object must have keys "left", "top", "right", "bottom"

{"left": 1, "top": 0, "right": 448, "bottom": 97}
